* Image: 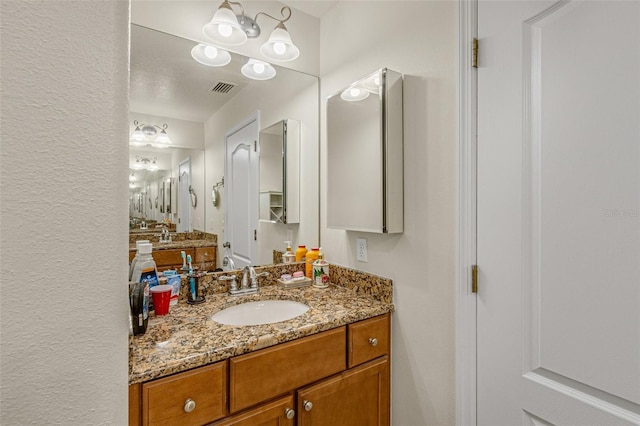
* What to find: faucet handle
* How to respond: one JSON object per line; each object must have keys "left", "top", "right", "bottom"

{"left": 218, "top": 275, "right": 238, "bottom": 291}
{"left": 252, "top": 271, "right": 270, "bottom": 288}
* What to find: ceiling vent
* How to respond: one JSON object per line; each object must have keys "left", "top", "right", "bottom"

{"left": 209, "top": 81, "right": 237, "bottom": 94}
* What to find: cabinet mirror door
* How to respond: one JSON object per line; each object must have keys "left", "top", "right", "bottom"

{"left": 259, "top": 119, "right": 300, "bottom": 224}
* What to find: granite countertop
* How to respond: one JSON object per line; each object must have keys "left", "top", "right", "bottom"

{"left": 129, "top": 283, "right": 393, "bottom": 384}
{"left": 128, "top": 239, "right": 217, "bottom": 252}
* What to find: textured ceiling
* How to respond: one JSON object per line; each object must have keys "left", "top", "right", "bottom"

{"left": 130, "top": 25, "right": 250, "bottom": 123}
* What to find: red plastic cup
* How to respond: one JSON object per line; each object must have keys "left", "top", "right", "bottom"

{"left": 150, "top": 285, "right": 172, "bottom": 315}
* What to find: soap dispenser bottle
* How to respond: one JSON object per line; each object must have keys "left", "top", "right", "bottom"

{"left": 283, "top": 241, "right": 295, "bottom": 264}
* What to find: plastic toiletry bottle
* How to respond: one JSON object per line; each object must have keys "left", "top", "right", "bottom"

{"left": 295, "top": 245, "right": 308, "bottom": 263}
{"left": 129, "top": 240, "right": 150, "bottom": 281}
{"left": 312, "top": 248, "right": 330, "bottom": 288}
{"left": 305, "top": 247, "right": 320, "bottom": 279}
{"left": 162, "top": 270, "right": 181, "bottom": 306}
{"left": 131, "top": 243, "right": 159, "bottom": 308}
{"left": 283, "top": 241, "right": 295, "bottom": 264}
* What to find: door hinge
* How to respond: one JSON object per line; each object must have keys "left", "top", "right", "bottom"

{"left": 472, "top": 37, "right": 479, "bottom": 68}
{"left": 471, "top": 264, "right": 478, "bottom": 293}
{"left": 254, "top": 140, "right": 257, "bottom": 152}
{"left": 254, "top": 229, "right": 257, "bottom": 241}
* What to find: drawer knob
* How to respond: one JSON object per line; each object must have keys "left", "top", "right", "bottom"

{"left": 184, "top": 398, "right": 196, "bottom": 413}
{"left": 285, "top": 407, "right": 295, "bottom": 419}
{"left": 303, "top": 400, "right": 313, "bottom": 412}
{"left": 368, "top": 337, "right": 378, "bottom": 347}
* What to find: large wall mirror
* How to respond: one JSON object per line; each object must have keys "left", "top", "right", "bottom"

{"left": 129, "top": 23, "right": 319, "bottom": 267}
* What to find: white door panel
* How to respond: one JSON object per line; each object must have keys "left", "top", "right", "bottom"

{"left": 478, "top": 0, "right": 640, "bottom": 424}
{"left": 224, "top": 116, "right": 258, "bottom": 268}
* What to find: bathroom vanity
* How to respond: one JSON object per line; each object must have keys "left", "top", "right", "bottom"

{"left": 128, "top": 266, "right": 393, "bottom": 426}
{"left": 129, "top": 231, "right": 217, "bottom": 272}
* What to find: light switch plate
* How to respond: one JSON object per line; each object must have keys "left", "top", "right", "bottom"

{"left": 356, "top": 238, "right": 368, "bottom": 262}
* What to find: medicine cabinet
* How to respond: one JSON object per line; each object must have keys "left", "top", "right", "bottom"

{"left": 327, "top": 68, "right": 403, "bottom": 233}
{"left": 259, "top": 119, "right": 300, "bottom": 224}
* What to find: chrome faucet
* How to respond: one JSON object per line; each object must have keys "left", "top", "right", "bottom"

{"left": 218, "top": 266, "right": 270, "bottom": 296}
{"left": 159, "top": 227, "right": 172, "bottom": 243}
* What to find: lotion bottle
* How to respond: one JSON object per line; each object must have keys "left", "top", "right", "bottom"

{"left": 312, "top": 248, "right": 329, "bottom": 288}
{"left": 283, "top": 241, "right": 295, "bottom": 264}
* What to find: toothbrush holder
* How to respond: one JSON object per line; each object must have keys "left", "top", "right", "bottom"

{"left": 187, "top": 272, "right": 206, "bottom": 305}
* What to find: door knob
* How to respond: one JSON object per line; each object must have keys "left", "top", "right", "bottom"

{"left": 303, "top": 400, "right": 313, "bottom": 411}
{"left": 368, "top": 337, "right": 378, "bottom": 346}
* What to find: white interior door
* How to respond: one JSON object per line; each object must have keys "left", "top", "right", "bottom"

{"left": 224, "top": 114, "right": 259, "bottom": 268}
{"left": 178, "top": 158, "right": 191, "bottom": 233}
{"left": 477, "top": 1, "right": 640, "bottom": 425}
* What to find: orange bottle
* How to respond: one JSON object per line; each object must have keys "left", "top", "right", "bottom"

{"left": 295, "top": 245, "right": 307, "bottom": 263}
{"left": 305, "top": 247, "right": 320, "bottom": 279}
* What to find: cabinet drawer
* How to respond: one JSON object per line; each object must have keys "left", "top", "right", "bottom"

{"left": 348, "top": 313, "right": 390, "bottom": 368}
{"left": 142, "top": 361, "right": 227, "bottom": 426}
{"left": 211, "top": 394, "right": 295, "bottom": 426}
{"left": 152, "top": 249, "right": 194, "bottom": 268}
{"left": 194, "top": 247, "right": 216, "bottom": 264}
{"left": 230, "top": 327, "right": 346, "bottom": 413}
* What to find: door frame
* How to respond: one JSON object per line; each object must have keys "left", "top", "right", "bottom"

{"left": 456, "top": 0, "right": 478, "bottom": 424}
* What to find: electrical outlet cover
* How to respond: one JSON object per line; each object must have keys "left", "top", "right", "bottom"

{"left": 356, "top": 238, "right": 368, "bottom": 262}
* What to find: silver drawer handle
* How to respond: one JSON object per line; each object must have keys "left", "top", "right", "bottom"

{"left": 303, "top": 400, "right": 313, "bottom": 411}
{"left": 285, "top": 407, "right": 295, "bottom": 419}
{"left": 184, "top": 398, "right": 196, "bottom": 413}
{"left": 368, "top": 337, "right": 378, "bottom": 347}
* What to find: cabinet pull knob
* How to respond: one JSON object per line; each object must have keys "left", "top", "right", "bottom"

{"left": 369, "top": 337, "right": 378, "bottom": 346}
{"left": 303, "top": 400, "right": 313, "bottom": 411}
{"left": 285, "top": 407, "right": 295, "bottom": 419}
{"left": 184, "top": 398, "right": 196, "bottom": 413}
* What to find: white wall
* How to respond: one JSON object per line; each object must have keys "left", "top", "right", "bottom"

{"left": 320, "top": 2, "right": 457, "bottom": 425}
{"left": 205, "top": 76, "right": 319, "bottom": 266}
{"left": 0, "top": 2, "right": 129, "bottom": 424}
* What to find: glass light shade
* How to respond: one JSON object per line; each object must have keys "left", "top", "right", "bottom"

{"left": 152, "top": 130, "right": 172, "bottom": 148}
{"left": 241, "top": 59, "right": 276, "bottom": 80}
{"left": 202, "top": 3, "right": 247, "bottom": 46}
{"left": 130, "top": 128, "right": 146, "bottom": 146}
{"left": 191, "top": 44, "right": 231, "bottom": 67}
{"left": 260, "top": 24, "right": 299, "bottom": 62}
{"left": 340, "top": 86, "right": 370, "bottom": 102}
{"left": 148, "top": 162, "right": 159, "bottom": 171}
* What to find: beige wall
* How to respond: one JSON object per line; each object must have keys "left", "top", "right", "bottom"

{"left": 0, "top": 1, "right": 130, "bottom": 424}
{"left": 320, "top": 2, "right": 458, "bottom": 424}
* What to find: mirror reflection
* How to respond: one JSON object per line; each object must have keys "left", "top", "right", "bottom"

{"left": 129, "top": 24, "right": 319, "bottom": 269}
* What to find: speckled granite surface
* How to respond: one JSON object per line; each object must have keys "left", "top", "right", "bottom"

{"left": 129, "top": 231, "right": 217, "bottom": 245}
{"left": 129, "top": 264, "right": 393, "bottom": 384}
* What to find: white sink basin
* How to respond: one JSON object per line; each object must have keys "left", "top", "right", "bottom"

{"left": 211, "top": 300, "right": 309, "bottom": 326}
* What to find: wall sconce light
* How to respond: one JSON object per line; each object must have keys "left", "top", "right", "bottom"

{"left": 130, "top": 120, "right": 172, "bottom": 148}
{"left": 191, "top": 44, "right": 232, "bottom": 67}
{"left": 241, "top": 58, "right": 276, "bottom": 80}
{"left": 132, "top": 157, "right": 159, "bottom": 171}
{"left": 202, "top": 1, "right": 300, "bottom": 62}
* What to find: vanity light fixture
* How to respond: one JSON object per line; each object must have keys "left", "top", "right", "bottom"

{"left": 202, "top": 2, "right": 300, "bottom": 62}
{"left": 191, "top": 44, "right": 232, "bottom": 67}
{"left": 132, "top": 157, "right": 159, "bottom": 172}
{"left": 241, "top": 58, "right": 276, "bottom": 80}
{"left": 129, "top": 120, "right": 172, "bottom": 148}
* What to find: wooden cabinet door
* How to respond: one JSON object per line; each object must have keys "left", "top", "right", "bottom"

{"left": 297, "top": 356, "right": 389, "bottom": 426}
{"left": 142, "top": 362, "right": 227, "bottom": 426}
{"left": 210, "top": 395, "right": 295, "bottom": 426}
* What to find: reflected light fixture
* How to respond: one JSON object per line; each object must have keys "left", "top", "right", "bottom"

{"left": 191, "top": 44, "right": 231, "bottom": 67}
{"left": 129, "top": 120, "right": 172, "bottom": 148}
{"left": 241, "top": 58, "right": 276, "bottom": 80}
{"left": 340, "top": 86, "right": 370, "bottom": 102}
{"left": 202, "top": 2, "right": 300, "bottom": 62}
{"left": 132, "top": 157, "right": 159, "bottom": 171}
